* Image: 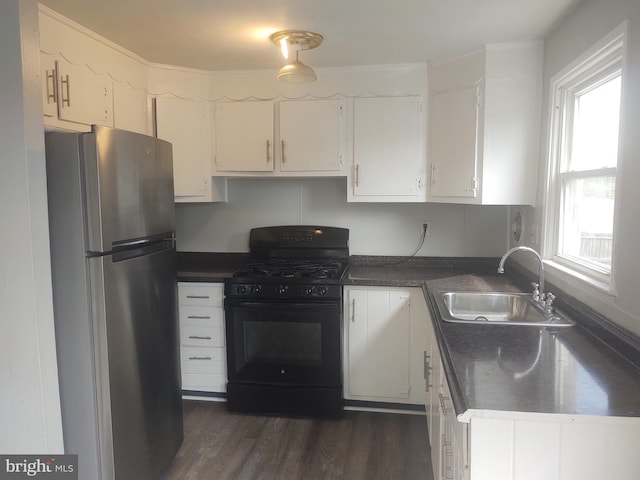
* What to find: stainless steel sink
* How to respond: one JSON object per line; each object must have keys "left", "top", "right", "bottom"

{"left": 434, "top": 291, "right": 574, "bottom": 326}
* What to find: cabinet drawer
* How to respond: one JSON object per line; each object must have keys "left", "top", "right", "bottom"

{"left": 178, "top": 283, "right": 223, "bottom": 307}
{"left": 180, "top": 324, "right": 224, "bottom": 348}
{"left": 179, "top": 305, "right": 223, "bottom": 325}
{"left": 181, "top": 373, "right": 226, "bottom": 392}
{"left": 180, "top": 346, "right": 225, "bottom": 371}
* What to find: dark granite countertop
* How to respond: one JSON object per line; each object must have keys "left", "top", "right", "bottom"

{"left": 177, "top": 252, "right": 249, "bottom": 283}
{"left": 177, "top": 252, "right": 640, "bottom": 419}
{"left": 422, "top": 275, "right": 640, "bottom": 420}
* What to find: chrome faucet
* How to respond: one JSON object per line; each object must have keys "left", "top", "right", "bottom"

{"left": 497, "top": 246, "right": 554, "bottom": 313}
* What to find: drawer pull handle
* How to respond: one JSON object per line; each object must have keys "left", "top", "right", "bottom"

{"left": 186, "top": 295, "right": 210, "bottom": 299}
{"left": 188, "top": 335, "right": 212, "bottom": 340}
{"left": 60, "top": 74, "right": 71, "bottom": 107}
{"left": 45, "top": 69, "right": 57, "bottom": 104}
{"left": 188, "top": 356, "right": 212, "bottom": 360}
{"left": 187, "top": 315, "right": 211, "bottom": 320}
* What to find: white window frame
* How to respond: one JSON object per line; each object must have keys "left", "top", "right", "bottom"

{"left": 543, "top": 24, "right": 627, "bottom": 294}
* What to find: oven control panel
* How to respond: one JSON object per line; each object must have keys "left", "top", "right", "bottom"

{"left": 225, "top": 283, "right": 341, "bottom": 300}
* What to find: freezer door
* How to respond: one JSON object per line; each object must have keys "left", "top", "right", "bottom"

{"left": 89, "top": 245, "right": 183, "bottom": 480}
{"left": 83, "top": 126, "right": 175, "bottom": 252}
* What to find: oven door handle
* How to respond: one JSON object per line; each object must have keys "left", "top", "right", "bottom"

{"left": 226, "top": 300, "right": 340, "bottom": 309}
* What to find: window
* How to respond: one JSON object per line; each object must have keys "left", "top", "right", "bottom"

{"left": 545, "top": 27, "right": 625, "bottom": 289}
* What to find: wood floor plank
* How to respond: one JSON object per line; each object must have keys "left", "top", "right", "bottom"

{"left": 162, "top": 401, "right": 433, "bottom": 480}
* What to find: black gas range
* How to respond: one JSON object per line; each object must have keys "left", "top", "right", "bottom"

{"left": 224, "top": 226, "right": 349, "bottom": 418}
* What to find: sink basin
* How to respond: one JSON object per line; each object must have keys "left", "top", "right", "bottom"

{"left": 433, "top": 291, "right": 574, "bottom": 326}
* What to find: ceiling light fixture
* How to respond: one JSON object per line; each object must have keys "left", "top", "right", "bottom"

{"left": 270, "top": 30, "right": 323, "bottom": 84}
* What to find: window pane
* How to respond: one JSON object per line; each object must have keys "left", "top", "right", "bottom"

{"left": 560, "top": 176, "right": 615, "bottom": 269}
{"left": 569, "top": 75, "right": 621, "bottom": 171}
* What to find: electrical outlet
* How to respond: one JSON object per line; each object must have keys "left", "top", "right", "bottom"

{"left": 421, "top": 222, "right": 431, "bottom": 237}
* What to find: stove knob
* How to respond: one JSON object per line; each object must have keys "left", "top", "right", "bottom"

{"left": 237, "top": 285, "right": 247, "bottom": 295}
{"left": 251, "top": 285, "right": 262, "bottom": 295}
{"left": 277, "top": 285, "right": 288, "bottom": 295}
{"left": 303, "top": 286, "right": 314, "bottom": 296}
{"left": 318, "top": 286, "right": 328, "bottom": 296}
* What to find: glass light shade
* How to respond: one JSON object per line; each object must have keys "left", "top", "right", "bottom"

{"left": 276, "top": 60, "right": 317, "bottom": 84}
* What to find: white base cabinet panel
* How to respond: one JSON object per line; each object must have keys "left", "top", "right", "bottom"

{"left": 178, "top": 282, "right": 226, "bottom": 393}
{"left": 467, "top": 414, "right": 640, "bottom": 480}
{"left": 344, "top": 286, "right": 426, "bottom": 404}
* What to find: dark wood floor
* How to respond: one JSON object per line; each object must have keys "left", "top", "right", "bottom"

{"left": 162, "top": 400, "right": 433, "bottom": 480}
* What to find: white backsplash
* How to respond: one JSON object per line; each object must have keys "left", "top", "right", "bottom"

{"left": 175, "top": 177, "right": 509, "bottom": 256}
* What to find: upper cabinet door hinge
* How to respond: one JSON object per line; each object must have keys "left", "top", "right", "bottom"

{"left": 465, "top": 177, "right": 479, "bottom": 197}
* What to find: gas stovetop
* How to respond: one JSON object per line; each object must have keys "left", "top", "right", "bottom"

{"left": 232, "top": 258, "right": 348, "bottom": 281}
{"left": 225, "top": 226, "right": 349, "bottom": 300}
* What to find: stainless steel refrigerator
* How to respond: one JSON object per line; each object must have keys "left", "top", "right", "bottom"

{"left": 45, "top": 126, "right": 183, "bottom": 480}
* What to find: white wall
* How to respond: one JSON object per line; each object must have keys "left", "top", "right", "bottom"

{"left": 176, "top": 177, "right": 509, "bottom": 256}
{"left": 0, "top": 0, "right": 63, "bottom": 453}
{"left": 525, "top": 0, "right": 640, "bottom": 335}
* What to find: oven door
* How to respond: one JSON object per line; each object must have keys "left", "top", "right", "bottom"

{"left": 225, "top": 299, "right": 342, "bottom": 387}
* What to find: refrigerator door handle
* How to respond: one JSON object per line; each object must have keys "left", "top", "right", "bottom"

{"left": 112, "top": 231, "right": 175, "bottom": 250}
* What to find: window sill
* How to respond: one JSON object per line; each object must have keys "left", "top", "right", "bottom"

{"left": 544, "top": 259, "right": 617, "bottom": 302}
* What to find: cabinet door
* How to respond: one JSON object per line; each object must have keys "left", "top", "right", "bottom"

{"left": 429, "top": 87, "right": 479, "bottom": 199}
{"left": 156, "top": 97, "right": 212, "bottom": 202}
{"left": 113, "top": 82, "right": 150, "bottom": 135}
{"left": 279, "top": 99, "right": 345, "bottom": 172}
{"left": 214, "top": 101, "right": 274, "bottom": 172}
{"left": 352, "top": 96, "right": 426, "bottom": 200}
{"left": 56, "top": 59, "right": 114, "bottom": 127}
{"left": 347, "top": 289, "right": 411, "bottom": 399}
{"left": 424, "top": 309, "right": 438, "bottom": 446}
{"left": 430, "top": 357, "right": 444, "bottom": 480}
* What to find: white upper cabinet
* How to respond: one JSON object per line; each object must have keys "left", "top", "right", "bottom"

{"left": 278, "top": 99, "right": 346, "bottom": 173}
{"left": 430, "top": 87, "right": 479, "bottom": 198}
{"left": 41, "top": 53, "right": 113, "bottom": 131}
{"left": 212, "top": 98, "right": 347, "bottom": 176}
{"left": 112, "top": 82, "right": 151, "bottom": 136}
{"left": 156, "top": 97, "right": 224, "bottom": 203}
{"left": 349, "top": 96, "right": 427, "bottom": 202}
{"left": 428, "top": 43, "right": 542, "bottom": 206}
{"left": 213, "top": 101, "right": 275, "bottom": 172}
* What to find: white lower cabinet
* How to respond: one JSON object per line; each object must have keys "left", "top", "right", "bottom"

{"left": 177, "top": 282, "right": 226, "bottom": 393}
{"left": 344, "top": 286, "right": 426, "bottom": 404}
{"left": 424, "top": 305, "right": 469, "bottom": 480}
{"left": 421, "top": 292, "right": 640, "bottom": 480}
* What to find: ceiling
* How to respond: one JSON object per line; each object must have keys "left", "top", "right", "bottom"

{"left": 39, "top": 0, "right": 582, "bottom": 72}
